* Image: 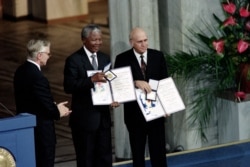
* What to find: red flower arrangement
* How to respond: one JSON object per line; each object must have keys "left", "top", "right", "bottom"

{"left": 219, "top": 0, "right": 250, "bottom": 101}
{"left": 166, "top": 0, "right": 250, "bottom": 139}
{"left": 213, "top": 0, "right": 250, "bottom": 63}
{"left": 211, "top": 0, "right": 250, "bottom": 101}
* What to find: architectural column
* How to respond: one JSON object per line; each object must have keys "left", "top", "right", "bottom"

{"left": 158, "top": 0, "right": 224, "bottom": 151}
{"left": 109, "top": 0, "right": 160, "bottom": 159}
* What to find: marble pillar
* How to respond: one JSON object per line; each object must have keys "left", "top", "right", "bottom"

{"left": 158, "top": 0, "right": 224, "bottom": 151}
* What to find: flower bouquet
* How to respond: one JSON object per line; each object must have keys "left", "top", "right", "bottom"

{"left": 166, "top": 0, "right": 250, "bottom": 140}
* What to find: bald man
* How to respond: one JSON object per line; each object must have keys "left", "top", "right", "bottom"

{"left": 114, "top": 28, "right": 168, "bottom": 167}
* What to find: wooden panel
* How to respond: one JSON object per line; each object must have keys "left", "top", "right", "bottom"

{"left": 0, "top": 0, "right": 111, "bottom": 165}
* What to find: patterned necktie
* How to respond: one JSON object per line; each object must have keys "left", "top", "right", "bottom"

{"left": 140, "top": 55, "right": 146, "bottom": 79}
{"left": 91, "top": 54, "right": 98, "bottom": 70}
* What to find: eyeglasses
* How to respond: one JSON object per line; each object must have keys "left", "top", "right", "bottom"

{"left": 39, "top": 52, "right": 51, "bottom": 57}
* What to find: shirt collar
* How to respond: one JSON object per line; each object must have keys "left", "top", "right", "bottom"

{"left": 133, "top": 49, "right": 147, "bottom": 63}
{"left": 83, "top": 46, "right": 96, "bottom": 59}
{"left": 27, "top": 59, "right": 41, "bottom": 71}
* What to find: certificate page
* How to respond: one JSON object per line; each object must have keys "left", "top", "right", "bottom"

{"left": 109, "top": 66, "right": 136, "bottom": 103}
{"left": 136, "top": 89, "right": 166, "bottom": 122}
{"left": 87, "top": 70, "right": 113, "bottom": 105}
{"left": 157, "top": 77, "right": 185, "bottom": 114}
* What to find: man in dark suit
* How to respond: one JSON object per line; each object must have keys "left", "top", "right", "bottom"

{"left": 114, "top": 27, "right": 168, "bottom": 167}
{"left": 13, "top": 38, "right": 72, "bottom": 167}
{"left": 64, "top": 24, "right": 118, "bottom": 167}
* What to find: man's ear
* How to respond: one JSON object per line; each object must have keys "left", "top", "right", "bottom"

{"left": 36, "top": 52, "right": 42, "bottom": 60}
{"left": 82, "top": 38, "right": 86, "bottom": 43}
{"left": 129, "top": 40, "right": 133, "bottom": 47}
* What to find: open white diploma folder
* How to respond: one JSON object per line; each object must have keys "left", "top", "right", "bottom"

{"left": 136, "top": 89, "right": 167, "bottom": 122}
{"left": 87, "top": 65, "right": 136, "bottom": 105}
{"left": 136, "top": 77, "right": 185, "bottom": 122}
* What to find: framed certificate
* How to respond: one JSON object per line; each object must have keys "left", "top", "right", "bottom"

{"left": 136, "top": 89, "right": 166, "bottom": 122}
{"left": 157, "top": 77, "right": 185, "bottom": 114}
{"left": 110, "top": 66, "right": 136, "bottom": 103}
{"left": 87, "top": 70, "right": 113, "bottom": 105}
{"left": 88, "top": 66, "right": 136, "bottom": 105}
{"left": 136, "top": 77, "right": 185, "bottom": 121}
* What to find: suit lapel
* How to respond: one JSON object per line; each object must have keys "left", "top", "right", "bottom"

{"left": 96, "top": 53, "right": 107, "bottom": 70}
{"left": 128, "top": 49, "right": 145, "bottom": 80}
{"left": 146, "top": 50, "right": 153, "bottom": 70}
{"left": 80, "top": 48, "right": 108, "bottom": 71}
{"left": 79, "top": 48, "right": 95, "bottom": 70}
{"left": 129, "top": 49, "right": 140, "bottom": 68}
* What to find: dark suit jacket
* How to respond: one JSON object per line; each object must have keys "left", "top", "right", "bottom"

{"left": 114, "top": 48, "right": 168, "bottom": 130}
{"left": 14, "top": 61, "right": 60, "bottom": 145}
{"left": 64, "top": 47, "right": 111, "bottom": 131}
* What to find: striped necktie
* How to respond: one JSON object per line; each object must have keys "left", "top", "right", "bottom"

{"left": 140, "top": 55, "right": 146, "bottom": 79}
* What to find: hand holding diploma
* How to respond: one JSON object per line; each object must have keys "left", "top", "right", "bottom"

{"left": 88, "top": 66, "right": 136, "bottom": 105}
{"left": 134, "top": 80, "right": 151, "bottom": 93}
{"left": 110, "top": 101, "right": 120, "bottom": 108}
{"left": 91, "top": 72, "right": 107, "bottom": 83}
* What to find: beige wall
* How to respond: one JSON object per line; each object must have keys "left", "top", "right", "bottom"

{"left": 2, "top": 0, "right": 28, "bottom": 18}
{"left": 2, "top": 0, "right": 88, "bottom": 21}
{"left": 31, "top": 0, "right": 88, "bottom": 21}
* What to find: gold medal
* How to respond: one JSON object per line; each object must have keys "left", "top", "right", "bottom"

{"left": 0, "top": 147, "right": 16, "bottom": 167}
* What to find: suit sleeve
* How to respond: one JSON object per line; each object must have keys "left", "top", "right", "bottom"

{"left": 33, "top": 76, "right": 60, "bottom": 120}
{"left": 114, "top": 54, "right": 124, "bottom": 68}
{"left": 63, "top": 55, "right": 94, "bottom": 94}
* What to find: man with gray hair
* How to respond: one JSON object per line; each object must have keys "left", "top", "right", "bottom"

{"left": 64, "top": 24, "right": 118, "bottom": 167}
{"left": 14, "top": 38, "right": 71, "bottom": 167}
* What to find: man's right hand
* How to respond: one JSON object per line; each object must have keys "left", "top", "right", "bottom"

{"left": 57, "top": 101, "right": 72, "bottom": 117}
{"left": 91, "top": 72, "right": 107, "bottom": 83}
{"left": 134, "top": 80, "right": 151, "bottom": 93}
